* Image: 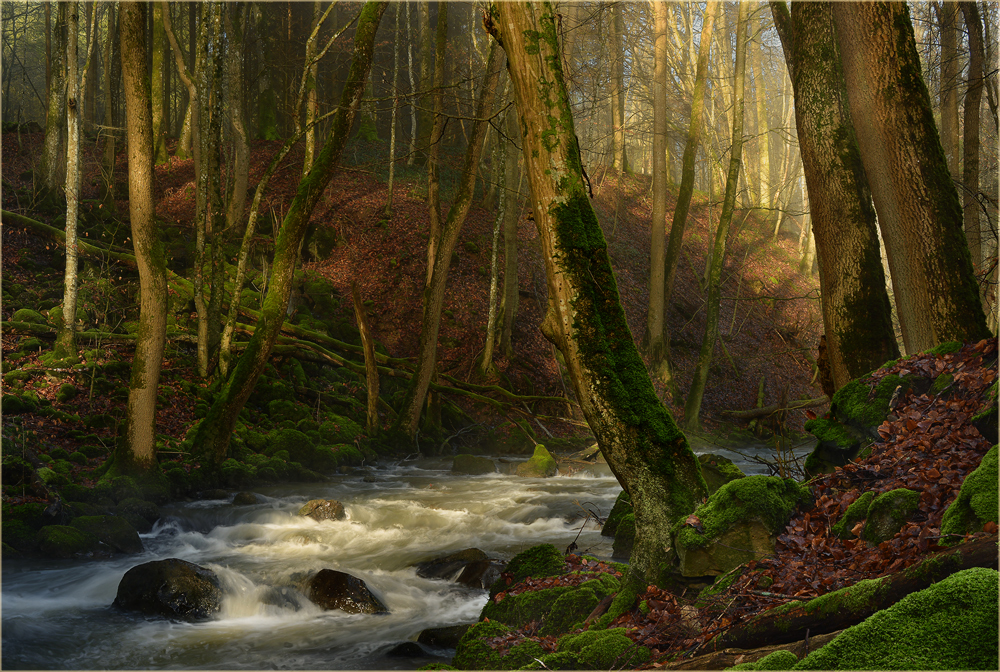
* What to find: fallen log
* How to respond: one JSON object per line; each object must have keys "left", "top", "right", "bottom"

{"left": 697, "top": 534, "right": 998, "bottom": 653}
{"left": 721, "top": 396, "right": 829, "bottom": 420}
{"left": 665, "top": 629, "right": 844, "bottom": 670}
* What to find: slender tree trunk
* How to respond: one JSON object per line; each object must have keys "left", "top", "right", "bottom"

{"left": 225, "top": 2, "right": 249, "bottom": 236}
{"left": 645, "top": 1, "right": 669, "bottom": 377}
{"left": 393, "top": 42, "right": 503, "bottom": 441}
{"left": 938, "top": 1, "right": 960, "bottom": 178}
{"left": 832, "top": 1, "right": 989, "bottom": 353}
{"left": 486, "top": 1, "right": 707, "bottom": 585}
{"left": 301, "top": 1, "right": 322, "bottom": 175}
{"left": 100, "top": 4, "right": 116, "bottom": 208}
{"left": 151, "top": 3, "right": 167, "bottom": 164}
{"left": 610, "top": 1, "right": 627, "bottom": 172}
{"left": 386, "top": 2, "right": 401, "bottom": 217}
{"left": 39, "top": 0, "right": 67, "bottom": 204}
{"left": 117, "top": 0, "right": 168, "bottom": 476}
{"left": 481, "top": 88, "right": 509, "bottom": 377}
{"left": 498, "top": 104, "right": 521, "bottom": 358}
{"left": 406, "top": 1, "right": 417, "bottom": 167}
{"left": 961, "top": 1, "right": 984, "bottom": 273}
{"left": 770, "top": 1, "right": 900, "bottom": 391}
{"left": 352, "top": 281, "right": 380, "bottom": 433}
{"left": 424, "top": 3, "right": 448, "bottom": 287}
{"left": 193, "top": 1, "right": 388, "bottom": 468}
{"left": 416, "top": 0, "right": 433, "bottom": 163}
{"left": 684, "top": 0, "right": 749, "bottom": 432}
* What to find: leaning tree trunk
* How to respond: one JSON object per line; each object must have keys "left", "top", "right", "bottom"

{"left": 393, "top": 42, "right": 503, "bottom": 440}
{"left": 683, "top": 0, "right": 749, "bottom": 432}
{"left": 832, "top": 1, "right": 989, "bottom": 353}
{"left": 117, "top": 0, "right": 168, "bottom": 476}
{"left": 769, "top": 1, "right": 900, "bottom": 391}
{"left": 193, "top": 1, "right": 388, "bottom": 468}
{"left": 486, "top": 1, "right": 708, "bottom": 586}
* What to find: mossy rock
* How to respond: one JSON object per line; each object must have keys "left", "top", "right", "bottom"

{"left": 940, "top": 445, "right": 998, "bottom": 541}
{"left": 538, "top": 577, "right": 619, "bottom": 636}
{"left": 115, "top": 498, "right": 160, "bottom": 533}
{"left": 516, "top": 444, "right": 558, "bottom": 478}
{"left": 77, "top": 444, "right": 107, "bottom": 459}
{"left": 11, "top": 308, "right": 48, "bottom": 324}
{"left": 792, "top": 567, "right": 998, "bottom": 670}
{"left": 831, "top": 491, "right": 875, "bottom": 540}
{"left": 319, "top": 415, "right": 363, "bottom": 444}
{"left": 699, "top": 453, "right": 746, "bottom": 494}
{"left": 3, "top": 519, "right": 39, "bottom": 552}
{"left": 36, "top": 525, "right": 102, "bottom": 558}
{"left": 488, "top": 544, "right": 566, "bottom": 598}
{"left": 971, "top": 382, "right": 998, "bottom": 444}
{"left": 601, "top": 490, "right": 631, "bottom": 537}
{"left": 728, "top": 649, "right": 799, "bottom": 670}
{"left": 860, "top": 488, "right": 920, "bottom": 544}
{"left": 482, "top": 584, "right": 575, "bottom": 628}
{"left": 70, "top": 515, "right": 143, "bottom": 554}
{"left": 803, "top": 418, "right": 862, "bottom": 477}
{"left": 267, "top": 399, "right": 310, "bottom": 423}
{"left": 672, "top": 476, "right": 812, "bottom": 577}
{"left": 452, "top": 620, "right": 510, "bottom": 670}
{"left": 36, "top": 466, "right": 70, "bottom": 487}
{"left": 611, "top": 513, "right": 635, "bottom": 560}
{"left": 452, "top": 453, "right": 496, "bottom": 475}
{"left": 220, "top": 458, "right": 257, "bottom": 488}
{"left": 922, "top": 341, "right": 963, "bottom": 356}
{"left": 556, "top": 628, "right": 651, "bottom": 669}
{"left": 2, "top": 394, "right": 37, "bottom": 415}
{"left": 265, "top": 428, "right": 315, "bottom": 461}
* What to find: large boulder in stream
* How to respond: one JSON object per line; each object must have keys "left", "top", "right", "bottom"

{"left": 303, "top": 569, "right": 388, "bottom": 614}
{"left": 452, "top": 454, "right": 497, "bottom": 475}
{"left": 112, "top": 558, "right": 222, "bottom": 621}
{"left": 297, "top": 499, "right": 346, "bottom": 521}
{"left": 515, "top": 445, "right": 557, "bottom": 478}
{"left": 69, "top": 515, "right": 143, "bottom": 554}
{"left": 415, "top": 548, "right": 505, "bottom": 589}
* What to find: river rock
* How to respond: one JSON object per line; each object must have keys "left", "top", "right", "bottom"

{"left": 298, "top": 499, "right": 346, "bottom": 521}
{"left": 112, "top": 558, "right": 222, "bottom": 621}
{"left": 698, "top": 453, "right": 745, "bottom": 494}
{"left": 451, "top": 454, "right": 496, "bottom": 475}
{"left": 35, "top": 525, "right": 103, "bottom": 558}
{"left": 303, "top": 569, "right": 388, "bottom": 614}
{"left": 385, "top": 641, "right": 430, "bottom": 658}
{"left": 417, "top": 624, "right": 473, "bottom": 648}
{"left": 515, "top": 445, "right": 557, "bottom": 478}
{"left": 70, "top": 515, "right": 143, "bottom": 554}
{"left": 415, "top": 548, "right": 504, "bottom": 588}
{"left": 232, "top": 492, "right": 260, "bottom": 506}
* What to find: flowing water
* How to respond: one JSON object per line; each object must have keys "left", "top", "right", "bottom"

{"left": 1, "top": 443, "right": 800, "bottom": 670}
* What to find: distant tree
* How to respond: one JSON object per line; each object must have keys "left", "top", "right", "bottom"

{"left": 498, "top": 101, "right": 521, "bottom": 359}
{"left": 960, "top": 1, "right": 984, "bottom": 272}
{"left": 115, "top": 0, "right": 168, "bottom": 476}
{"left": 37, "top": 0, "right": 67, "bottom": 206}
{"left": 769, "top": 1, "right": 899, "bottom": 391}
{"left": 832, "top": 1, "right": 989, "bottom": 352}
{"left": 486, "top": 0, "right": 707, "bottom": 586}
{"left": 937, "top": 1, "right": 960, "bottom": 178}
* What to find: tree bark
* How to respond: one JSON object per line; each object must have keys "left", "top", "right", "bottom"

{"left": 193, "top": 1, "right": 388, "bottom": 468}
{"left": 960, "top": 1, "right": 984, "bottom": 273}
{"left": 937, "top": 1, "right": 960, "bottom": 178}
{"left": 498, "top": 104, "right": 521, "bottom": 359}
{"left": 416, "top": 0, "right": 433, "bottom": 163}
{"left": 609, "top": 1, "right": 627, "bottom": 172}
{"left": 769, "top": 1, "right": 900, "bottom": 391}
{"left": 832, "top": 1, "right": 989, "bottom": 353}
{"left": 486, "top": 1, "right": 708, "bottom": 585}
{"left": 385, "top": 2, "right": 401, "bottom": 217}
{"left": 393, "top": 42, "right": 503, "bottom": 440}
{"left": 683, "top": 0, "right": 749, "bottom": 432}
{"left": 352, "top": 281, "right": 380, "bottom": 433}
{"left": 481, "top": 88, "right": 509, "bottom": 377}
{"left": 424, "top": 2, "right": 448, "bottom": 287}
{"left": 151, "top": 3, "right": 167, "bottom": 164}
{"left": 224, "top": 2, "right": 249, "bottom": 235}
{"left": 38, "top": 0, "right": 67, "bottom": 205}
{"left": 699, "top": 534, "right": 999, "bottom": 653}
{"left": 118, "top": 0, "right": 168, "bottom": 476}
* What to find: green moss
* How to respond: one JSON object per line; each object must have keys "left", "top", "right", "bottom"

{"left": 489, "top": 544, "right": 565, "bottom": 598}
{"left": 452, "top": 620, "right": 510, "bottom": 670}
{"left": 538, "top": 586, "right": 600, "bottom": 636}
{"left": 695, "top": 566, "right": 742, "bottom": 608}
{"left": 11, "top": 308, "right": 48, "bottom": 324}
{"left": 831, "top": 491, "right": 874, "bottom": 540}
{"left": 601, "top": 490, "right": 632, "bottom": 537}
{"left": 515, "top": 444, "right": 558, "bottom": 477}
{"left": 793, "top": 567, "right": 998, "bottom": 670}
{"left": 482, "top": 585, "right": 574, "bottom": 628}
{"left": 941, "top": 445, "right": 998, "bottom": 540}
{"left": 452, "top": 453, "right": 497, "bottom": 475}
{"left": 803, "top": 418, "right": 856, "bottom": 451}
{"left": 728, "top": 649, "right": 799, "bottom": 670}
{"left": 930, "top": 372, "right": 954, "bottom": 395}
{"left": 923, "top": 341, "right": 962, "bottom": 355}
{"left": 556, "top": 628, "right": 650, "bottom": 668}
{"left": 830, "top": 374, "right": 905, "bottom": 431}
{"left": 36, "top": 525, "right": 101, "bottom": 558}
{"left": 698, "top": 453, "right": 746, "bottom": 494}
{"left": 70, "top": 515, "right": 143, "bottom": 554}
{"left": 524, "top": 651, "right": 579, "bottom": 670}
{"left": 611, "top": 513, "right": 635, "bottom": 559}
{"left": 504, "top": 639, "right": 547, "bottom": 669}
{"left": 319, "top": 415, "right": 363, "bottom": 444}
{"left": 861, "top": 488, "right": 920, "bottom": 543}
{"left": 671, "top": 476, "right": 811, "bottom": 551}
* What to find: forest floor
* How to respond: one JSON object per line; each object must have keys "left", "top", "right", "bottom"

{"left": 3, "top": 130, "right": 821, "bottom": 471}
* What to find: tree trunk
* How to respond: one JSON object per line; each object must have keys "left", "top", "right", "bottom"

{"left": 938, "top": 1, "right": 960, "bottom": 178}
{"left": 393, "top": 42, "right": 503, "bottom": 441}
{"left": 960, "top": 1, "right": 983, "bottom": 273}
{"left": 118, "top": 0, "right": 168, "bottom": 476}
{"left": 193, "top": 1, "right": 388, "bottom": 468}
{"left": 151, "top": 3, "right": 167, "bottom": 164}
{"left": 609, "top": 1, "right": 627, "bottom": 172}
{"left": 645, "top": 0, "right": 669, "bottom": 379}
{"left": 352, "top": 281, "right": 380, "bottom": 433}
{"left": 100, "top": 4, "right": 116, "bottom": 208}
{"left": 683, "top": 0, "right": 749, "bottom": 433}
{"left": 416, "top": 0, "right": 433, "bottom": 163}
{"left": 55, "top": 0, "right": 81, "bottom": 363}
{"left": 385, "top": 2, "right": 401, "bottom": 217}
{"left": 486, "top": 1, "right": 708, "bottom": 585}
{"left": 832, "top": 1, "right": 989, "bottom": 353}
{"left": 424, "top": 2, "right": 448, "bottom": 287}
{"left": 769, "top": 1, "right": 900, "bottom": 391}
{"left": 406, "top": 1, "right": 417, "bottom": 167}
{"left": 498, "top": 105, "right": 521, "bottom": 359}
{"left": 480, "top": 89, "right": 509, "bottom": 377}
{"left": 38, "top": 0, "right": 67, "bottom": 205}
{"left": 225, "top": 2, "right": 249, "bottom": 235}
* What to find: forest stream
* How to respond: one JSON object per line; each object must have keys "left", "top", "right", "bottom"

{"left": 1, "top": 443, "right": 792, "bottom": 670}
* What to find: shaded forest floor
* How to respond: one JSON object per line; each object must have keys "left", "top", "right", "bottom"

{"left": 3, "top": 131, "right": 822, "bottom": 459}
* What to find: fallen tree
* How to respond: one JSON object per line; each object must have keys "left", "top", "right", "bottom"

{"left": 666, "top": 629, "right": 844, "bottom": 670}
{"left": 721, "top": 396, "right": 829, "bottom": 420}
{"left": 696, "top": 534, "right": 998, "bottom": 653}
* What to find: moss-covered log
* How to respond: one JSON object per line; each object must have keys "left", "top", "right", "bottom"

{"left": 486, "top": 1, "right": 707, "bottom": 585}
{"left": 699, "top": 534, "right": 998, "bottom": 652}
{"left": 664, "top": 629, "right": 844, "bottom": 670}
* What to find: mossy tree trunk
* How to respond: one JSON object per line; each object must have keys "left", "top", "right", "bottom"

{"left": 769, "top": 1, "right": 900, "bottom": 391}
{"left": 393, "top": 42, "right": 503, "bottom": 441}
{"left": 832, "top": 2, "right": 989, "bottom": 353}
{"left": 193, "top": 1, "right": 388, "bottom": 468}
{"left": 118, "top": 0, "right": 168, "bottom": 475}
{"left": 486, "top": 1, "right": 708, "bottom": 585}
{"left": 683, "top": 0, "right": 749, "bottom": 432}
{"left": 38, "top": 0, "right": 67, "bottom": 206}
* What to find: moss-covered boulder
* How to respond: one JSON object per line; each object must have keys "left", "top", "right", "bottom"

{"left": 940, "top": 445, "right": 999, "bottom": 541}
{"left": 971, "top": 383, "right": 998, "bottom": 444}
{"left": 488, "top": 543, "right": 566, "bottom": 598}
{"left": 298, "top": 498, "right": 346, "bottom": 521}
{"left": 792, "top": 567, "right": 998, "bottom": 670}
{"left": 516, "top": 445, "right": 557, "bottom": 478}
{"left": 672, "top": 476, "right": 812, "bottom": 577}
{"left": 452, "top": 621, "right": 511, "bottom": 670}
{"left": 860, "top": 488, "right": 920, "bottom": 544}
{"left": 729, "top": 649, "right": 799, "bottom": 670}
{"left": 830, "top": 491, "right": 875, "bottom": 540}
{"left": 451, "top": 454, "right": 497, "bottom": 475}
{"left": 265, "top": 428, "right": 315, "bottom": 463}
{"left": 699, "top": 453, "right": 746, "bottom": 494}
{"left": 70, "top": 515, "right": 143, "bottom": 554}
{"left": 11, "top": 308, "right": 48, "bottom": 324}
{"left": 551, "top": 628, "right": 651, "bottom": 669}
{"left": 113, "top": 558, "right": 223, "bottom": 622}
{"left": 303, "top": 569, "right": 389, "bottom": 614}
{"left": 115, "top": 498, "right": 160, "bottom": 534}
{"left": 319, "top": 415, "right": 364, "bottom": 444}
{"left": 611, "top": 513, "right": 635, "bottom": 560}
{"left": 36, "top": 525, "right": 102, "bottom": 558}
{"left": 267, "top": 399, "right": 311, "bottom": 424}
{"left": 601, "top": 490, "right": 631, "bottom": 537}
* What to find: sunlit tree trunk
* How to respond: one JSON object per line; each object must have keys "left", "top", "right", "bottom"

{"left": 645, "top": 0, "right": 669, "bottom": 378}
{"left": 194, "top": 1, "right": 388, "bottom": 468}
{"left": 938, "top": 1, "right": 960, "bottom": 178}
{"left": 684, "top": 0, "right": 749, "bottom": 432}
{"left": 385, "top": 2, "right": 401, "bottom": 217}
{"left": 770, "top": 1, "right": 899, "bottom": 391}
{"left": 480, "top": 87, "right": 509, "bottom": 377}
{"left": 38, "top": 0, "right": 67, "bottom": 205}
{"left": 961, "top": 1, "right": 984, "bottom": 273}
{"left": 393, "top": 42, "right": 503, "bottom": 441}
{"left": 151, "top": 3, "right": 167, "bottom": 164}
{"left": 117, "top": 0, "right": 168, "bottom": 476}
{"left": 832, "top": 1, "right": 989, "bottom": 352}
{"left": 487, "top": 1, "right": 707, "bottom": 586}
{"left": 609, "top": 1, "right": 627, "bottom": 172}
{"left": 406, "top": 1, "right": 417, "bottom": 167}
